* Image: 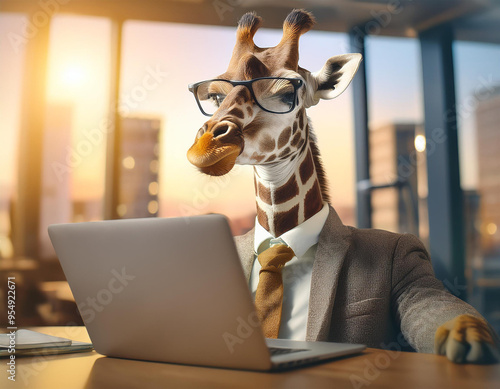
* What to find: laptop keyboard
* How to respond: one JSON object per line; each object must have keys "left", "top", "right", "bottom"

{"left": 269, "top": 347, "right": 309, "bottom": 356}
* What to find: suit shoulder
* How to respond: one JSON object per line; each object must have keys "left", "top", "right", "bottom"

{"left": 346, "top": 225, "right": 401, "bottom": 245}
{"left": 346, "top": 226, "right": 428, "bottom": 259}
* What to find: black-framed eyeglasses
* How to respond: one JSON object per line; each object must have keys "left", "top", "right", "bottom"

{"left": 188, "top": 77, "right": 303, "bottom": 117}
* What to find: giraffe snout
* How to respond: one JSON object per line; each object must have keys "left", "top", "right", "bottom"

{"left": 187, "top": 121, "right": 243, "bottom": 176}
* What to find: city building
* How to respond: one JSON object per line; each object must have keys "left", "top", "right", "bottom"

{"left": 118, "top": 116, "right": 162, "bottom": 219}
{"left": 369, "top": 123, "right": 421, "bottom": 235}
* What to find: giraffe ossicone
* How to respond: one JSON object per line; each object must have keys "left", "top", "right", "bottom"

{"left": 187, "top": 9, "right": 362, "bottom": 237}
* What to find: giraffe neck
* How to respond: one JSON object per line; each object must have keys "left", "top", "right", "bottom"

{"left": 253, "top": 141, "right": 324, "bottom": 237}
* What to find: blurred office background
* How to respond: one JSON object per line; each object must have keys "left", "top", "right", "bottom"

{"left": 0, "top": 0, "right": 499, "bottom": 335}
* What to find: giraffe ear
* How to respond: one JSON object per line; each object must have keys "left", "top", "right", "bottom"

{"left": 312, "top": 53, "right": 362, "bottom": 101}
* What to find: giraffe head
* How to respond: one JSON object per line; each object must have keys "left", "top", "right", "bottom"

{"left": 187, "top": 9, "right": 362, "bottom": 176}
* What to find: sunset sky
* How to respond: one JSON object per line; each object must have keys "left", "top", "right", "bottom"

{"left": 1, "top": 12, "right": 499, "bottom": 224}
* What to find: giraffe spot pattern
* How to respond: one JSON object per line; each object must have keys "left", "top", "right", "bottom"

{"left": 256, "top": 203, "right": 270, "bottom": 231}
{"left": 259, "top": 134, "right": 276, "bottom": 152}
{"left": 244, "top": 121, "right": 262, "bottom": 139}
{"left": 299, "top": 150, "right": 314, "bottom": 185}
{"left": 265, "top": 155, "right": 277, "bottom": 163}
{"left": 297, "top": 138, "right": 305, "bottom": 150}
{"left": 274, "top": 174, "right": 299, "bottom": 204}
{"left": 292, "top": 121, "right": 298, "bottom": 134}
{"left": 275, "top": 205, "right": 299, "bottom": 237}
{"left": 278, "top": 127, "right": 292, "bottom": 149}
{"left": 304, "top": 181, "right": 322, "bottom": 220}
{"left": 278, "top": 147, "right": 291, "bottom": 158}
{"left": 291, "top": 131, "right": 302, "bottom": 147}
{"left": 228, "top": 107, "right": 245, "bottom": 119}
{"left": 251, "top": 152, "right": 265, "bottom": 163}
{"left": 258, "top": 181, "right": 272, "bottom": 204}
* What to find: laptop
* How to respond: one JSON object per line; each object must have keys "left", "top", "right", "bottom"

{"left": 48, "top": 214, "right": 365, "bottom": 371}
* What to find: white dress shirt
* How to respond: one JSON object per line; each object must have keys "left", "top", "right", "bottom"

{"left": 249, "top": 203, "right": 330, "bottom": 340}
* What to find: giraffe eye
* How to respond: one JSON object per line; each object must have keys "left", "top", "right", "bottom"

{"left": 253, "top": 78, "right": 297, "bottom": 113}
{"left": 279, "top": 92, "right": 295, "bottom": 108}
{"left": 208, "top": 93, "right": 226, "bottom": 107}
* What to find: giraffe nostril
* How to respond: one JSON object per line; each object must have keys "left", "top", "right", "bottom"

{"left": 196, "top": 127, "right": 205, "bottom": 138}
{"left": 213, "top": 124, "right": 230, "bottom": 138}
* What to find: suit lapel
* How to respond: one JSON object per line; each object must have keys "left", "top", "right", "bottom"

{"left": 234, "top": 228, "right": 255, "bottom": 282}
{"left": 306, "top": 205, "right": 351, "bottom": 342}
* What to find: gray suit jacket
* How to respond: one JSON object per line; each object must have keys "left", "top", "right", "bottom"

{"left": 234, "top": 205, "right": 482, "bottom": 353}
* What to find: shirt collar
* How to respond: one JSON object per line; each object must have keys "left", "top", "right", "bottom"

{"left": 254, "top": 202, "right": 330, "bottom": 257}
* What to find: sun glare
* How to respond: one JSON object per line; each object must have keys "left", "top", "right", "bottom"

{"left": 61, "top": 65, "right": 86, "bottom": 87}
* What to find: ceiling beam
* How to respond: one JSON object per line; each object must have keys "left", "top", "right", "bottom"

{"left": 0, "top": 1, "right": 498, "bottom": 42}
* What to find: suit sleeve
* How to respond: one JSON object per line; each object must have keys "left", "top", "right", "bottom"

{"left": 391, "top": 233, "right": 483, "bottom": 353}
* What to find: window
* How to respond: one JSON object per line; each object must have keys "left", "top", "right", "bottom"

{"left": 454, "top": 41, "right": 500, "bottom": 332}
{"left": 0, "top": 13, "right": 26, "bottom": 260}
{"left": 40, "top": 15, "right": 112, "bottom": 258}
{"left": 365, "top": 36, "right": 426, "bottom": 239}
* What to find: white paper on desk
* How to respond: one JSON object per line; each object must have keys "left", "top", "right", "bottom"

{"left": 0, "top": 329, "right": 72, "bottom": 349}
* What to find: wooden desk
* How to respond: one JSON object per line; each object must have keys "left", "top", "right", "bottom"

{"left": 3, "top": 327, "right": 499, "bottom": 389}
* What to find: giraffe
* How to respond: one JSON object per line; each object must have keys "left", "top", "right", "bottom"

{"left": 186, "top": 9, "right": 500, "bottom": 364}
{"left": 187, "top": 9, "right": 361, "bottom": 237}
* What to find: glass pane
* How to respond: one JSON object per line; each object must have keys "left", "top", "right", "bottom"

{"left": 454, "top": 41, "right": 500, "bottom": 334}
{"left": 196, "top": 80, "right": 233, "bottom": 116}
{"left": 29, "top": 15, "right": 111, "bottom": 326}
{"left": 0, "top": 13, "right": 26, "bottom": 260}
{"left": 253, "top": 78, "right": 295, "bottom": 113}
{"left": 39, "top": 15, "right": 111, "bottom": 258}
{"left": 365, "top": 36, "right": 426, "bottom": 240}
{"left": 0, "top": 13, "right": 112, "bottom": 327}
